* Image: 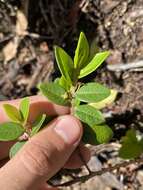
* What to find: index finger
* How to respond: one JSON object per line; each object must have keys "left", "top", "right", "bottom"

{"left": 0, "top": 95, "right": 70, "bottom": 123}
{"left": 0, "top": 95, "right": 70, "bottom": 160}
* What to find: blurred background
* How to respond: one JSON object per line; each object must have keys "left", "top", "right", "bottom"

{"left": 1, "top": 0, "right": 143, "bottom": 189}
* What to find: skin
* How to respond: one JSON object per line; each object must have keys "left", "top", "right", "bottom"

{"left": 0, "top": 95, "right": 90, "bottom": 190}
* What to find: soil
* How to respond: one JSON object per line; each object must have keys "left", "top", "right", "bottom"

{"left": 1, "top": 0, "right": 143, "bottom": 189}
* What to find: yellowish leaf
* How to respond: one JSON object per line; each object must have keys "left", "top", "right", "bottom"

{"left": 89, "top": 89, "right": 117, "bottom": 109}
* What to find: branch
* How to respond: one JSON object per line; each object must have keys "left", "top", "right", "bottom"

{"left": 107, "top": 60, "right": 143, "bottom": 72}
{"left": 49, "top": 157, "right": 143, "bottom": 187}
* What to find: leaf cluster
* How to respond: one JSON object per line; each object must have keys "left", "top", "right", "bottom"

{"left": 0, "top": 32, "right": 140, "bottom": 161}
{"left": 0, "top": 98, "right": 46, "bottom": 158}
{"left": 39, "top": 32, "right": 114, "bottom": 145}
{"left": 119, "top": 129, "right": 143, "bottom": 159}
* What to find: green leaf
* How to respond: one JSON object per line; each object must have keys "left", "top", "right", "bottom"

{"left": 59, "top": 76, "right": 71, "bottom": 90}
{"left": 75, "top": 82, "right": 111, "bottom": 103}
{"left": 54, "top": 77, "right": 70, "bottom": 90}
{"left": 82, "top": 124, "right": 98, "bottom": 145}
{"left": 0, "top": 122, "right": 24, "bottom": 141}
{"left": 92, "top": 124, "right": 113, "bottom": 144}
{"left": 19, "top": 97, "right": 30, "bottom": 123}
{"left": 74, "top": 105, "right": 105, "bottom": 126}
{"left": 31, "top": 114, "right": 46, "bottom": 136}
{"left": 79, "top": 51, "right": 110, "bottom": 78}
{"left": 89, "top": 89, "right": 117, "bottom": 109}
{"left": 74, "top": 32, "right": 89, "bottom": 69}
{"left": 54, "top": 46, "right": 74, "bottom": 84}
{"left": 3, "top": 104, "right": 23, "bottom": 123}
{"left": 54, "top": 78, "right": 60, "bottom": 84}
{"left": 119, "top": 129, "right": 143, "bottom": 159}
{"left": 82, "top": 124, "right": 113, "bottom": 145}
{"left": 9, "top": 141, "right": 26, "bottom": 158}
{"left": 72, "top": 98, "right": 80, "bottom": 107}
{"left": 39, "top": 82, "right": 69, "bottom": 106}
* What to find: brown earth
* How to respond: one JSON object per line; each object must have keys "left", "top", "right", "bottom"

{"left": 1, "top": 0, "right": 143, "bottom": 189}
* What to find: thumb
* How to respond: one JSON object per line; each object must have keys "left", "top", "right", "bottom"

{"left": 0, "top": 115, "right": 82, "bottom": 190}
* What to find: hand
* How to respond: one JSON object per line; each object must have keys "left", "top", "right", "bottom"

{"left": 0, "top": 95, "right": 90, "bottom": 190}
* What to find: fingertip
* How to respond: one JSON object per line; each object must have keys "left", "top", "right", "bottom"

{"left": 54, "top": 115, "right": 83, "bottom": 145}
{"left": 28, "top": 95, "right": 70, "bottom": 122}
{"left": 0, "top": 95, "right": 70, "bottom": 123}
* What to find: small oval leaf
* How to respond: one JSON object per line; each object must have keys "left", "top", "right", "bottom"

{"left": 19, "top": 97, "right": 30, "bottom": 123}
{"left": 93, "top": 124, "right": 113, "bottom": 144}
{"left": 75, "top": 82, "right": 111, "bottom": 103}
{"left": 82, "top": 124, "right": 98, "bottom": 145}
{"left": 119, "top": 142, "right": 142, "bottom": 159}
{"left": 31, "top": 114, "right": 46, "bottom": 136}
{"left": 82, "top": 124, "right": 113, "bottom": 145}
{"left": 3, "top": 104, "right": 23, "bottom": 122}
{"left": 79, "top": 51, "right": 110, "bottom": 78}
{"left": 0, "top": 122, "right": 24, "bottom": 141}
{"left": 55, "top": 46, "right": 73, "bottom": 84}
{"left": 89, "top": 89, "right": 117, "bottom": 109}
{"left": 119, "top": 129, "right": 143, "bottom": 159}
{"left": 39, "top": 83, "right": 69, "bottom": 106}
{"left": 74, "top": 32, "right": 89, "bottom": 69}
{"left": 59, "top": 76, "right": 71, "bottom": 90}
{"left": 74, "top": 105, "right": 105, "bottom": 126}
{"left": 9, "top": 141, "right": 26, "bottom": 158}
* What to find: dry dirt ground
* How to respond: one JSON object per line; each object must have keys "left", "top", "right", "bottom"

{"left": 1, "top": 0, "right": 143, "bottom": 189}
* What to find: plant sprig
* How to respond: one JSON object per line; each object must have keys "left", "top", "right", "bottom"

{"left": 39, "top": 32, "right": 114, "bottom": 146}
{"left": 1, "top": 97, "right": 46, "bottom": 158}
{"left": 0, "top": 32, "right": 141, "bottom": 170}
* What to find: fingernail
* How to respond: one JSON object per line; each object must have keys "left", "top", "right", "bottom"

{"left": 54, "top": 115, "right": 81, "bottom": 145}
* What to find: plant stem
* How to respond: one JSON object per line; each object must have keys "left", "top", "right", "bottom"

{"left": 77, "top": 146, "right": 91, "bottom": 174}
{"left": 48, "top": 156, "right": 143, "bottom": 187}
{"left": 70, "top": 84, "right": 91, "bottom": 173}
